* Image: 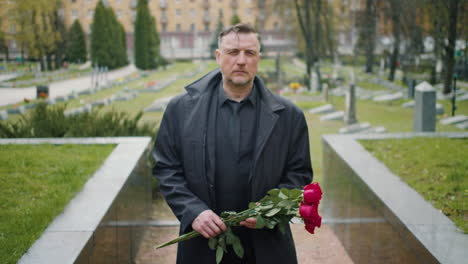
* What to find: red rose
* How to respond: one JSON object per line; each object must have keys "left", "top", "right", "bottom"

{"left": 303, "top": 183, "right": 322, "bottom": 204}
{"left": 305, "top": 223, "right": 316, "bottom": 234}
{"left": 299, "top": 202, "right": 320, "bottom": 220}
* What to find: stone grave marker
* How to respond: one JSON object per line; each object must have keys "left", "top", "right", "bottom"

{"left": 455, "top": 120, "right": 468, "bottom": 130}
{"left": 344, "top": 81, "right": 357, "bottom": 125}
{"left": 320, "top": 111, "right": 344, "bottom": 121}
{"left": 144, "top": 96, "right": 174, "bottom": 112}
{"left": 364, "top": 126, "right": 387, "bottom": 133}
{"left": 456, "top": 93, "right": 468, "bottom": 102}
{"left": 413, "top": 82, "right": 436, "bottom": 132}
{"left": 0, "top": 110, "right": 8, "bottom": 120}
{"left": 373, "top": 91, "right": 403, "bottom": 102}
{"left": 339, "top": 122, "right": 371, "bottom": 134}
{"left": 308, "top": 104, "right": 334, "bottom": 115}
{"left": 7, "top": 106, "right": 26, "bottom": 115}
{"left": 440, "top": 115, "right": 468, "bottom": 125}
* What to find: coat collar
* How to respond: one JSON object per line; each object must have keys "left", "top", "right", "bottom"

{"left": 185, "top": 68, "right": 285, "bottom": 113}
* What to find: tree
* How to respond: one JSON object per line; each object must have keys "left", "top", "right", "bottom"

{"left": 13, "top": 0, "right": 63, "bottom": 71}
{"left": 386, "top": 0, "right": 402, "bottom": 82}
{"left": 134, "top": 0, "right": 160, "bottom": 69}
{"left": 442, "top": 0, "right": 460, "bottom": 94}
{"left": 91, "top": 0, "right": 128, "bottom": 69}
{"left": 66, "top": 20, "right": 87, "bottom": 63}
{"left": 209, "top": 19, "right": 224, "bottom": 59}
{"left": 0, "top": 15, "right": 9, "bottom": 61}
{"left": 425, "top": 0, "right": 465, "bottom": 93}
{"left": 0, "top": 29, "right": 8, "bottom": 61}
{"left": 294, "top": 0, "right": 326, "bottom": 91}
{"left": 230, "top": 14, "right": 241, "bottom": 25}
{"left": 355, "top": 0, "right": 377, "bottom": 73}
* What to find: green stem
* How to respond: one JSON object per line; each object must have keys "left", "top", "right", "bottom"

{"left": 155, "top": 230, "right": 201, "bottom": 249}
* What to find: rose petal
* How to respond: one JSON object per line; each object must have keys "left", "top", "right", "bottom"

{"left": 304, "top": 189, "right": 322, "bottom": 204}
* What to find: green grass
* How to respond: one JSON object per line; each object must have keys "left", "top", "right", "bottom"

{"left": 359, "top": 138, "right": 468, "bottom": 233}
{"left": 357, "top": 80, "right": 387, "bottom": 91}
{"left": 0, "top": 144, "right": 115, "bottom": 264}
{"left": 295, "top": 81, "right": 467, "bottom": 185}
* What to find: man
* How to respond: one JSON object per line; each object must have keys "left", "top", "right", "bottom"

{"left": 153, "top": 23, "right": 312, "bottom": 264}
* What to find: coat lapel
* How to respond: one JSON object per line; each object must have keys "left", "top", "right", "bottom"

{"left": 249, "top": 78, "right": 285, "bottom": 183}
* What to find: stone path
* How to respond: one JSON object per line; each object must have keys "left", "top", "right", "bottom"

{"left": 134, "top": 224, "right": 353, "bottom": 264}
{"left": 0, "top": 64, "right": 137, "bottom": 107}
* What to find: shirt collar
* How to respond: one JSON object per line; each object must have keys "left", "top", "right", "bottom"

{"left": 218, "top": 82, "right": 257, "bottom": 108}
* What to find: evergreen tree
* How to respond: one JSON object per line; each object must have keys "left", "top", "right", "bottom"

{"left": 91, "top": 1, "right": 110, "bottom": 67}
{"left": 210, "top": 20, "right": 224, "bottom": 59}
{"left": 91, "top": 1, "right": 128, "bottom": 69}
{"left": 134, "top": 0, "right": 160, "bottom": 69}
{"left": 66, "top": 19, "right": 87, "bottom": 63}
{"left": 230, "top": 14, "right": 241, "bottom": 25}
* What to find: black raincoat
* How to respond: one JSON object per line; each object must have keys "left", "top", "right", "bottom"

{"left": 153, "top": 68, "right": 313, "bottom": 264}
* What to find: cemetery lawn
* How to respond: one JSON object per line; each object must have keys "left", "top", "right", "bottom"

{"left": 359, "top": 138, "right": 468, "bottom": 233}
{"left": 0, "top": 144, "right": 115, "bottom": 264}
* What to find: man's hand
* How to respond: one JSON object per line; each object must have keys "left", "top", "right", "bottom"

{"left": 240, "top": 217, "right": 257, "bottom": 229}
{"left": 192, "top": 210, "right": 227, "bottom": 239}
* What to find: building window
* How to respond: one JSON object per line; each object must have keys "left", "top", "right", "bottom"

{"left": 274, "top": 21, "right": 279, "bottom": 30}
{"left": 117, "top": 10, "right": 123, "bottom": 18}
{"left": 190, "top": 23, "right": 195, "bottom": 32}
{"left": 176, "top": 24, "right": 181, "bottom": 32}
{"left": 88, "top": 0, "right": 93, "bottom": 3}
{"left": 204, "top": 23, "right": 209, "bottom": 32}
{"left": 9, "top": 24, "right": 16, "bottom": 33}
{"left": 176, "top": 9, "right": 181, "bottom": 16}
{"left": 246, "top": 8, "right": 251, "bottom": 15}
{"left": 219, "top": 9, "right": 223, "bottom": 17}
{"left": 71, "top": 0, "right": 76, "bottom": 3}
{"left": 72, "top": 10, "right": 78, "bottom": 19}
{"left": 88, "top": 10, "right": 94, "bottom": 19}
{"left": 162, "top": 23, "right": 167, "bottom": 32}
{"left": 190, "top": 8, "right": 195, "bottom": 17}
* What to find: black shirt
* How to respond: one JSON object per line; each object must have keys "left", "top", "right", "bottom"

{"left": 214, "top": 82, "right": 258, "bottom": 214}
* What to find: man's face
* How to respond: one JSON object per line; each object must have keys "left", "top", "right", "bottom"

{"left": 215, "top": 32, "right": 261, "bottom": 88}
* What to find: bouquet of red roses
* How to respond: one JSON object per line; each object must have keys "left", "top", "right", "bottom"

{"left": 156, "top": 182, "right": 322, "bottom": 263}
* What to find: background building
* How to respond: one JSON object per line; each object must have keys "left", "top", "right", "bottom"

{"left": 57, "top": 0, "right": 294, "bottom": 60}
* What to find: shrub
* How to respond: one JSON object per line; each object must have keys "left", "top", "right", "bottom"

{"left": 0, "top": 103, "right": 156, "bottom": 138}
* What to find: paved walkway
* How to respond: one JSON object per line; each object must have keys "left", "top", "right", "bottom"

{"left": 0, "top": 64, "right": 138, "bottom": 107}
{"left": 135, "top": 224, "right": 353, "bottom": 264}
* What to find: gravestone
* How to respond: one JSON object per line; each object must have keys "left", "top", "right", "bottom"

{"left": 456, "top": 93, "right": 468, "bottom": 102}
{"left": 407, "top": 79, "right": 416, "bottom": 99}
{"left": 440, "top": 115, "right": 468, "bottom": 125}
{"left": 0, "top": 110, "right": 8, "bottom": 120}
{"left": 456, "top": 120, "right": 468, "bottom": 130}
{"left": 311, "top": 72, "right": 318, "bottom": 92}
{"left": 344, "top": 82, "right": 357, "bottom": 125}
{"left": 339, "top": 122, "right": 370, "bottom": 134}
{"left": 322, "top": 83, "right": 329, "bottom": 101}
{"left": 320, "top": 111, "right": 344, "bottom": 121}
{"left": 379, "top": 58, "right": 385, "bottom": 77}
{"left": 373, "top": 92, "right": 403, "bottom": 102}
{"left": 308, "top": 104, "right": 334, "bottom": 114}
{"left": 413, "top": 82, "right": 436, "bottom": 132}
